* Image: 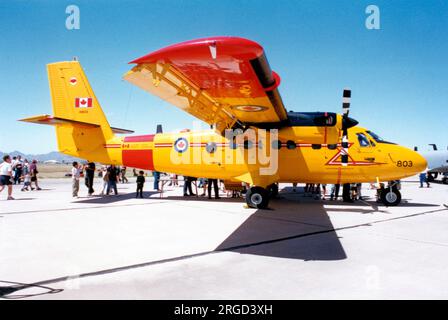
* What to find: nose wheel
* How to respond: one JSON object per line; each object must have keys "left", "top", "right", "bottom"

{"left": 380, "top": 187, "right": 401, "bottom": 206}
{"left": 246, "top": 186, "right": 270, "bottom": 209}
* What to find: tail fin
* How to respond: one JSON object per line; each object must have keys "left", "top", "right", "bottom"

{"left": 47, "top": 61, "right": 114, "bottom": 140}
{"left": 20, "top": 61, "right": 126, "bottom": 162}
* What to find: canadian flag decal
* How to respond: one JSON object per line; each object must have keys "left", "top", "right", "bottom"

{"left": 75, "top": 97, "right": 93, "bottom": 108}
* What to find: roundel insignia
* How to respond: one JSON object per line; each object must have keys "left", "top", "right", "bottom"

{"left": 232, "top": 105, "right": 268, "bottom": 112}
{"left": 174, "top": 137, "right": 189, "bottom": 153}
{"left": 69, "top": 77, "right": 78, "bottom": 85}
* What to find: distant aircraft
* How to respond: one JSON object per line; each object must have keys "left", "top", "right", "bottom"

{"left": 20, "top": 37, "right": 427, "bottom": 208}
{"left": 43, "top": 160, "right": 61, "bottom": 164}
{"left": 415, "top": 145, "right": 448, "bottom": 183}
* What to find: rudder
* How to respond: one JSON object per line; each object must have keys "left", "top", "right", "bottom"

{"left": 47, "top": 61, "right": 113, "bottom": 139}
{"left": 44, "top": 61, "right": 116, "bottom": 161}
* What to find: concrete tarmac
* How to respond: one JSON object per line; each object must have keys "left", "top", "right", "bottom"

{"left": 0, "top": 177, "right": 447, "bottom": 299}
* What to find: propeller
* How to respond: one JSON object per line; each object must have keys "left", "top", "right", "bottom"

{"left": 340, "top": 88, "right": 358, "bottom": 166}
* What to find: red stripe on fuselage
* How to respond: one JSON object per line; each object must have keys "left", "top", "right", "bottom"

{"left": 122, "top": 134, "right": 155, "bottom": 170}
{"left": 122, "top": 149, "right": 154, "bottom": 170}
{"left": 124, "top": 134, "right": 155, "bottom": 143}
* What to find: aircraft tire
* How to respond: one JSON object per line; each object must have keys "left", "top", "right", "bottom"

{"left": 380, "top": 187, "right": 401, "bottom": 206}
{"left": 246, "top": 187, "right": 269, "bottom": 209}
{"left": 268, "top": 183, "right": 279, "bottom": 198}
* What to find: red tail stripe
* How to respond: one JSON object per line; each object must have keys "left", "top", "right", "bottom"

{"left": 124, "top": 134, "right": 155, "bottom": 143}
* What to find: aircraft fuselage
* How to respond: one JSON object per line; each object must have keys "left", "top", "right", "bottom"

{"left": 98, "top": 125, "right": 427, "bottom": 187}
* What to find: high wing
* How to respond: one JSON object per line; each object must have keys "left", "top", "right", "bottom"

{"left": 123, "top": 37, "right": 288, "bottom": 134}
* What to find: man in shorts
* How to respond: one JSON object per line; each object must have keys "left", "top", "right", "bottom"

{"left": 0, "top": 155, "right": 15, "bottom": 200}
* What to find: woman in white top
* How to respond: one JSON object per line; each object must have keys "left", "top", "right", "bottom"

{"left": 0, "top": 155, "right": 14, "bottom": 200}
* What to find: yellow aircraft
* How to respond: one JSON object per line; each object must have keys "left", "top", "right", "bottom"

{"left": 20, "top": 37, "right": 427, "bottom": 209}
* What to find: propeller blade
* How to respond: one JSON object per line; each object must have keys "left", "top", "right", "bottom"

{"left": 341, "top": 135, "right": 349, "bottom": 166}
{"left": 342, "top": 88, "right": 351, "bottom": 117}
{"left": 341, "top": 88, "right": 351, "bottom": 166}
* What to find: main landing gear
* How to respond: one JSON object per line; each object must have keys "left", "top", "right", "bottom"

{"left": 245, "top": 184, "right": 278, "bottom": 209}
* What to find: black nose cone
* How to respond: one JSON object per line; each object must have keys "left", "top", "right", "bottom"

{"left": 343, "top": 117, "right": 359, "bottom": 129}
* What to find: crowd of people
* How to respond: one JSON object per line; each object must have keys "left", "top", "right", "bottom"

{"left": 71, "top": 162, "right": 128, "bottom": 198}
{"left": 182, "top": 177, "right": 221, "bottom": 199}
{"left": 68, "top": 164, "right": 228, "bottom": 200}
{"left": 300, "top": 183, "right": 364, "bottom": 202}
{"left": 0, "top": 155, "right": 42, "bottom": 200}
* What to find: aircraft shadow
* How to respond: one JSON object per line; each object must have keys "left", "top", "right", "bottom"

{"left": 153, "top": 186, "right": 438, "bottom": 261}
{"left": 214, "top": 192, "right": 349, "bottom": 261}
{"left": 73, "top": 186, "right": 438, "bottom": 261}
{"left": 215, "top": 182, "right": 441, "bottom": 261}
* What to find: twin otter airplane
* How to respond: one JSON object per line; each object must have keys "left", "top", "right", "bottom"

{"left": 21, "top": 37, "right": 426, "bottom": 209}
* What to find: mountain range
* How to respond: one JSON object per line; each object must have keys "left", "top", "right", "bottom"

{"left": 0, "top": 150, "right": 81, "bottom": 163}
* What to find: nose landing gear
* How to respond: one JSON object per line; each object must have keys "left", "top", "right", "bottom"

{"left": 377, "top": 181, "right": 402, "bottom": 206}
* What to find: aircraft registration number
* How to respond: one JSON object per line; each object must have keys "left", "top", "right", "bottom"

{"left": 396, "top": 160, "right": 413, "bottom": 167}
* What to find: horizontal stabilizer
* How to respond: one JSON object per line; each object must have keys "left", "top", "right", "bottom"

{"left": 19, "top": 114, "right": 99, "bottom": 128}
{"left": 111, "top": 127, "right": 134, "bottom": 134}
{"left": 19, "top": 115, "right": 134, "bottom": 134}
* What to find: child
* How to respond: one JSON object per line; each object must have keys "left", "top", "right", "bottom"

{"left": 21, "top": 160, "right": 31, "bottom": 191}
{"left": 71, "top": 161, "right": 81, "bottom": 198}
{"left": 136, "top": 170, "right": 145, "bottom": 198}
{"left": 100, "top": 166, "right": 109, "bottom": 195}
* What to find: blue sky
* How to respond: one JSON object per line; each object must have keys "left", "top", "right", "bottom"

{"left": 0, "top": 0, "right": 447, "bottom": 154}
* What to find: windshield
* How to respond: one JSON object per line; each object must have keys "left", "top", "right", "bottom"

{"left": 366, "top": 130, "right": 396, "bottom": 144}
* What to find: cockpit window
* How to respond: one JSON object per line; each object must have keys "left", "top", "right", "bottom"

{"left": 366, "top": 131, "right": 384, "bottom": 142}
{"left": 357, "top": 133, "right": 371, "bottom": 147}
{"left": 366, "top": 130, "right": 396, "bottom": 144}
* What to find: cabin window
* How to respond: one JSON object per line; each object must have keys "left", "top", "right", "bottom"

{"left": 328, "top": 144, "right": 337, "bottom": 150}
{"left": 272, "top": 140, "right": 282, "bottom": 149}
{"left": 205, "top": 142, "right": 217, "bottom": 153}
{"left": 357, "top": 133, "right": 371, "bottom": 147}
{"left": 244, "top": 140, "right": 254, "bottom": 149}
{"left": 312, "top": 144, "right": 322, "bottom": 150}
{"left": 286, "top": 140, "right": 296, "bottom": 150}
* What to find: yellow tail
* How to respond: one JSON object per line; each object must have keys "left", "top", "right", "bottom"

{"left": 20, "top": 61, "right": 131, "bottom": 163}
{"left": 48, "top": 61, "right": 114, "bottom": 140}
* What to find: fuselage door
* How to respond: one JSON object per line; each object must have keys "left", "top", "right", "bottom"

{"left": 356, "top": 132, "right": 375, "bottom": 161}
